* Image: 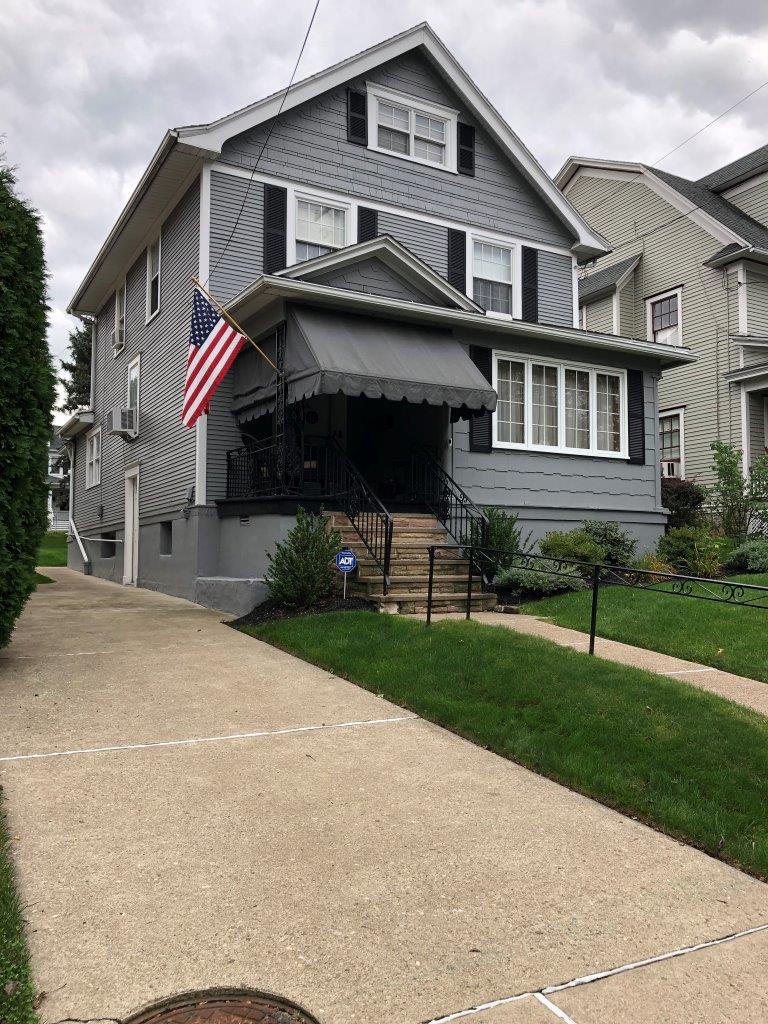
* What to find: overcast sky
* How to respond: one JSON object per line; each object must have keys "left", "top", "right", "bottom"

{"left": 3, "top": 0, "right": 768, "bottom": 417}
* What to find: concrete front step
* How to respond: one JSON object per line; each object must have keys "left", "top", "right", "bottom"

{"left": 351, "top": 575, "right": 481, "bottom": 597}
{"left": 357, "top": 560, "right": 473, "bottom": 577}
{"left": 374, "top": 592, "right": 498, "bottom": 615}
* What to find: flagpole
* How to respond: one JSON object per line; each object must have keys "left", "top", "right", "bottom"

{"left": 192, "top": 276, "right": 279, "bottom": 373}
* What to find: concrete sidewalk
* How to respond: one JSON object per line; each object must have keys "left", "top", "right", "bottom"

{"left": 1, "top": 569, "right": 767, "bottom": 1024}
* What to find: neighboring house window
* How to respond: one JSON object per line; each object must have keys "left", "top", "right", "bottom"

{"left": 473, "top": 241, "right": 513, "bottom": 315}
{"left": 146, "top": 235, "right": 161, "bottom": 319}
{"left": 659, "top": 409, "right": 684, "bottom": 478}
{"left": 646, "top": 288, "right": 681, "bottom": 345}
{"left": 86, "top": 427, "right": 101, "bottom": 488}
{"left": 295, "top": 198, "right": 346, "bottom": 262}
{"left": 367, "top": 82, "right": 458, "bottom": 172}
{"left": 493, "top": 353, "right": 626, "bottom": 456}
{"left": 127, "top": 355, "right": 140, "bottom": 428}
{"left": 113, "top": 281, "right": 126, "bottom": 354}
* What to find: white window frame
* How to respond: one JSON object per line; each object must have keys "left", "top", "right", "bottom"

{"left": 85, "top": 426, "right": 102, "bottom": 488}
{"left": 646, "top": 286, "right": 682, "bottom": 346}
{"left": 146, "top": 233, "right": 161, "bottom": 323}
{"left": 492, "top": 351, "right": 628, "bottom": 459}
{"left": 468, "top": 233, "right": 520, "bottom": 320}
{"left": 288, "top": 188, "right": 352, "bottom": 266}
{"left": 366, "top": 82, "right": 458, "bottom": 174}
{"left": 113, "top": 279, "right": 127, "bottom": 356}
{"left": 659, "top": 406, "right": 685, "bottom": 478}
{"left": 127, "top": 354, "right": 140, "bottom": 428}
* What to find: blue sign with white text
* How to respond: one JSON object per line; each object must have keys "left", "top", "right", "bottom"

{"left": 335, "top": 549, "right": 357, "bottom": 573}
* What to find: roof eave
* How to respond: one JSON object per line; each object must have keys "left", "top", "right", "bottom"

{"left": 705, "top": 245, "right": 768, "bottom": 269}
{"left": 58, "top": 409, "right": 94, "bottom": 440}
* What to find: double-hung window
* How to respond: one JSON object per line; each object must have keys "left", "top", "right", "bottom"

{"left": 368, "top": 83, "right": 457, "bottom": 172}
{"left": 659, "top": 409, "right": 684, "bottom": 477}
{"left": 647, "top": 288, "right": 681, "bottom": 345}
{"left": 295, "top": 198, "right": 346, "bottom": 262}
{"left": 86, "top": 427, "right": 101, "bottom": 488}
{"left": 113, "top": 281, "right": 126, "bottom": 354}
{"left": 473, "top": 241, "right": 513, "bottom": 315}
{"left": 493, "top": 353, "right": 626, "bottom": 457}
{"left": 146, "top": 235, "right": 161, "bottom": 319}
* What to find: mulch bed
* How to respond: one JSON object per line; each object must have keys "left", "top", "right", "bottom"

{"left": 229, "top": 595, "right": 378, "bottom": 628}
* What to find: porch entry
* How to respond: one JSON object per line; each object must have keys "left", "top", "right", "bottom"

{"left": 123, "top": 467, "right": 139, "bottom": 585}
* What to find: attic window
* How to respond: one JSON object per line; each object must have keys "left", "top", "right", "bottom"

{"left": 366, "top": 83, "right": 457, "bottom": 173}
{"left": 295, "top": 197, "right": 347, "bottom": 262}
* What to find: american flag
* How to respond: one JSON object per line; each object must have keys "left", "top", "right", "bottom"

{"left": 182, "top": 288, "right": 247, "bottom": 428}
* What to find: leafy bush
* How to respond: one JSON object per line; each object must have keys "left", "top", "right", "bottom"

{"left": 709, "top": 441, "right": 768, "bottom": 542}
{"left": 582, "top": 520, "right": 636, "bottom": 567}
{"left": 468, "top": 506, "right": 533, "bottom": 574}
{"left": 661, "top": 477, "right": 707, "bottom": 529}
{"left": 657, "top": 526, "right": 721, "bottom": 578}
{"left": 539, "top": 529, "right": 606, "bottom": 567}
{"left": 632, "top": 553, "right": 677, "bottom": 581}
{"left": 494, "top": 560, "right": 588, "bottom": 601}
{"left": 0, "top": 162, "right": 55, "bottom": 648}
{"left": 265, "top": 507, "right": 342, "bottom": 609}
{"left": 723, "top": 539, "right": 768, "bottom": 574}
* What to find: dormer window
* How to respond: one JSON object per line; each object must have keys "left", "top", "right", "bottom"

{"left": 367, "top": 83, "right": 457, "bottom": 173}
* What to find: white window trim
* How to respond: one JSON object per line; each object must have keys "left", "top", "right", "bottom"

{"left": 659, "top": 406, "right": 685, "bottom": 478}
{"left": 645, "top": 286, "right": 682, "bottom": 345}
{"left": 145, "top": 233, "right": 161, "bottom": 324}
{"left": 467, "top": 233, "right": 521, "bottom": 320}
{"left": 365, "top": 82, "right": 458, "bottom": 174}
{"left": 127, "top": 354, "right": 140, "bottom": 428}
{"left": 85, "top": 426, "right": 102, "bottom": 489}
{"left": 491, "top": 351, "right": 628, "bottom": 459}
{"left": 287, "top": 188, "right": 354, "bottom": 267}
{"left": 113, "top": 278, "right": 127, "bottom": 357}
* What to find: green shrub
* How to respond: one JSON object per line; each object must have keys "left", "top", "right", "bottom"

{"left": 723, "top": 538, "right": 768, "bottom": 574}
{"left": 0, "top": 161, "right": 55, "bottom": 648}
{"left": 661, "top": 477, "right": 707, "bottom": 529}
{"left": 657, "top": 526, "right": 721, "bottom": 578}
{"left": 264, "top": 507, "right": 342, "bottom": 609}
{"left": 494, "top": 560, "right": 588, "bottom": 600}
{"left": 709, "top": 442, "right": 768, "bottom": 541}
{"left": 632, "top": 553, "right": 677, "bottom": 579}
{"left": 582, "top": 520, "right": 636, "bottom": 567}
{"left": 539, "top": 529, "right": 606, "bottom": 567}
{"left": 468, "top": 506, "right": 533, "bottom": 574}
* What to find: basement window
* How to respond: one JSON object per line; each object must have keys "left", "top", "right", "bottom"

{"left": 101, "top": 531, "right": 116, "bottom": 558}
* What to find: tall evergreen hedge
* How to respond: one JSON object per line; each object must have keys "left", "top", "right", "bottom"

{"left": 0, "top": 162, "right": 55, "bottom": 648}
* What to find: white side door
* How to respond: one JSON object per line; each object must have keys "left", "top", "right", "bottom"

{"left": 123, "top": 467, "right": 139, "bottom": 585}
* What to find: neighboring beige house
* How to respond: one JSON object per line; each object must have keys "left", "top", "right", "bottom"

{"left": 555, "top": 146, "right": 768, "bottom": 484}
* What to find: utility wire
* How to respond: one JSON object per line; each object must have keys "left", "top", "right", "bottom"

{"left": 207, "top": 0, "right": 322, "bottom": 285}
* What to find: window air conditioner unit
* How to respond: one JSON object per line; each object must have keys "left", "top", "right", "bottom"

{"left": 109, "top": 406, "right": 138, "bottom": 439}
{"left": 661, "top": 461, "right": 680, "bottom": 479}
{"left": 111, "top": 327, "right": 125, "bottom": 352}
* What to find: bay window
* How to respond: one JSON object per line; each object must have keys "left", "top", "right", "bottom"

{"left": 473, "top": 241, "right": 513, "bottom": 315}
{"left": 295, "top": 198, "right": 346, "bottom": 262}
{"left": 493, "top": 353, "right": 627, "bottom": 457}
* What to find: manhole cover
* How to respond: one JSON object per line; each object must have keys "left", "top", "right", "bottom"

{"left": 123, "top": 988, "right": 320, "bottom": 1024}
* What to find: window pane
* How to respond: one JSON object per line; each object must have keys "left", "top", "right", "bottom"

{"left": 660, "top": 413, "right": 681, "bottom": 461}
{"left": 532, "top": 364, "right": 558, "bottom": 446}
{"left": 596, "top": 373, "right": 621, "bottom": 452}
{"left": 414, "top": 138, "right": 445, "bottom": 164}
{"left": 496, "top": 359, "right": 525, "bottom": 444}
{"left": 377, "top": 125, "right": 409, "bottom": 154}
{"left": 296, "top": 241, "right": 332, "bottom": 262}
{"left": 128, "top": 365, "right": 139, "bottom": 410}
{"left": 474, "top": 278, "right": 511, "bottom": 315}
{"left": 652, "top": 294, "right": 680, "bottom": 344}
{"left": 414, "top": 113, "right": 445, "bottom": 142}
{"left": 565, "top": 368, "right": 590, "bottom": 449}
{"left": 378, "top": 102, "right": 409, "bottom": 131}
{"left": 149, "top": 240, "right": 160, "bottom": 277}
{"left": 150, "top": 277, "right": 159, "bottom": 314}
{"left": 296, "top": 201, "right": 345, "bottom": 250}
{"left": 472, "top": 241, "right": 512, "bottom": 283}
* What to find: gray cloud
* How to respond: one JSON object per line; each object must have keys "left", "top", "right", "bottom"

{"left": 2, "top": 0, "right": 767, "bottom": 419}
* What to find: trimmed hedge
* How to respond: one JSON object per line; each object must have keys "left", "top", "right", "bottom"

{"left": 0, "top": 162, "right": 54, "bottom": 648}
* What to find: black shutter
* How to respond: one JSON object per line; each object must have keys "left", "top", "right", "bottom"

{"left": 357, "top": 206, "right": 378, "bottom": 243}
{"left": 627, "top": 369, "right": 645, "bottom": 465}
{"left": 263, "top": 184, "right": 287, "bottom": 274}
{"left": 447, "top": 228, "right": 467, "bottom": 293}
{"left": 347, "top": 88, "right": 367, "bottom": 145}
{"left": 521, "top": 246, "right": 538, "bottom": 323}
{"left": 469, "top": 345, "right": 493, "bottom": 453}
{"left": 457, "top": 123, "right": 475, "bottom": 177}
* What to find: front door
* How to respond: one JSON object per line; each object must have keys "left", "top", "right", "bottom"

{"left": 123, "top": 468, "right": 139, "bottom": 585}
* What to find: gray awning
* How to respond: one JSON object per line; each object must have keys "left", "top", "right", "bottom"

{"left": 232, "top": 307, "right": 497, "bottom": 422}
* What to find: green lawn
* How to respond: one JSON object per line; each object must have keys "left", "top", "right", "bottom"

{"left": 247, "top": 612, "right": 768, "bottom": 879}
{"left": 0, "top": 791, "right": 38, "bottom": 1024}
{"left": 36, "top": 531, "right": 67, "bottom": 567}
{"left": 523, "top": 573, "right": 768, "bottom": 684}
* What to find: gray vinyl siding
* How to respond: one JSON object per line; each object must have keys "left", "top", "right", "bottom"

{"left": 584, "top": 294, "right": 613, "bottom": 333}
{"left": 377, "top": 211, "right": 448, "bottom": 278}
{"left": 618, "top": 276, "right": 639, "bottom": 338}
{"left": 741, "top": 345, "right": 768, "bottom": 367}
{"left": 72, "top": 179, "right": 200, "bottom": 533}
{"left": 537, "top": 251, "right": 574, "bottom": 327}
{"left": 747, "top": 271, "right": 768, "bottom": 335}
{"left": 566, "top": 172, "right": 744, "bottom": 483}
{"left": 206, "top": 375, "right": 243, "bottom": 502}
{"left": 210, "top": 172, "right": 264, "bottom": 304}
{"left": 313, "top": 257, "right": 432, "bottom": 302}
{"left": 220, "top": 50, "right": 573, "bottom": 248}
{"left": 728, "top": 180, "right": 768, "bottom": 224}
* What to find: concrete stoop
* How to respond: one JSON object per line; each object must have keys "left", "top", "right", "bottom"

{"left": 194, "top": 576, "right": 267, "bottom": 616}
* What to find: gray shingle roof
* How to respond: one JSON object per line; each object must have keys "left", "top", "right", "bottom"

{"left": 578, "top": 254, "right": 641, "bottom": 304}
{"left": 697, "top": 145, "right": 768, "bottom": 192}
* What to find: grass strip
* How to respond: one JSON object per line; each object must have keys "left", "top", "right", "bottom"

{"left": 247, "top": 612, "right": 768, "bottom": 879}
{"left": 0, "top": 789, "right": 38, "bottom": 1024}
{"left": 36, "top": 531, "right": 67, "bottom": 568}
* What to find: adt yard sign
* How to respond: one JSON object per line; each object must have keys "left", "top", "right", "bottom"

{"left": 336, "top": 548, "right": 357, "bottom": 599}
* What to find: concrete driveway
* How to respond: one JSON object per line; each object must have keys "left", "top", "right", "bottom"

{"left": 1, "top": 569, "right": 767, "bottom": 1024}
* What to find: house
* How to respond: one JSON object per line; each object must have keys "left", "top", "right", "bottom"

{"left": 59, "top": 23, "right": 692, "bottom": 614}
{"left": 556, "top": 146, "right": 768, "bottom": 484}
{"left": 47, "top": 434, "right": 70, "bottom": 531}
